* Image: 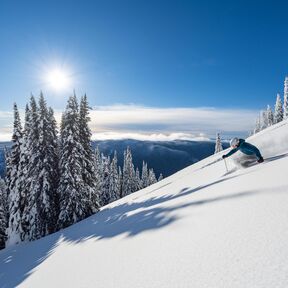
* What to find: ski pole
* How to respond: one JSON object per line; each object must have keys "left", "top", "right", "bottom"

{"left": 223, "top": 158, "right": 228, "bottom": 173}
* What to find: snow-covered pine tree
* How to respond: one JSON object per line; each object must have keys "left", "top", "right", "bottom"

{"left": 284, "top": 76, "right": 288, "bottom": 119}
{"left": 57, "top": 94, "right": 92, "bottom": 229}
{"left": 94, "top": 146, "right": 103, "bottom": 205}
{"left": 274, "top": 93, "right": 283, "bottom": 124}
{"left": 129, "top": 149, "right": 138, "bottom": 193}
{"left": 6, "top": 103, "right": 23, "bottom": 246}
{"left": 141, "top": 161, "right": 149, "bottom": 189}
{"left": 59, "top": 112, "right": 66, "bottom": 152}
{"left": 109, "top": 151, "right": 120, "bottom": 203}
{"left": 253, "top": 116, "right": 261, "bottom": 134}
{"left": 79, "top": 94, "right": 92, "bottom": 153}
{"left": 122, "top": 147, "right": 136, "bottom": 197}
{"left": 19, "top": 95, "right": 50, "bottom": 241}
{"left": 100, "top": 155, "right": 111, "bottom": 206}
{"left": 3, "top": 146, "right": 11, "bottom": 200}
{"left": 214, "top": 133, "right": 223, "bottom": 154}
{"left": 28, "top": 94, "right": 59, "bottom": 239}
{"left": 47, "top": 106, "right": 60, "bottom": 193}
{"left": 122, "top": 148, "right": 128, "bottom": 197}
{"left": 134, "top": 168, "right": 141, "bottom": 192}
{"left": 79, "top": 95, "right": 99, "bottom": 212}
{"left": 118, "top": 166, "right": 123, "bottom": 198}
{"left": 16, "top": 104, "right": 32, "bottom": 241}
{"left": 0, "top": 178, "right": 7, "bottom": 249}
{"left": 7, "top": 104, "right": 23, "bottom": 195}
{"left": 20, "top": 95, "right": 49, "bottom": 241}
{"left": 48, "top": 106, "right": 60, "bottom": 216}
{"left": 260, "top": 110, "right": 268, "bottom": 130}
{"left": 148, "top": 168, "right": 157, "bottom": 186}
{"left": 4, "top": 147, "right": 11, "bottom": 194}
{"left": 94, "top": 146, "right": 102, "bottom": 171}
{"left": 158, "top": 173, "right": 164, "bottom": 182}
{"left": 266, "top": 105, "right": 274, "bottom": 127}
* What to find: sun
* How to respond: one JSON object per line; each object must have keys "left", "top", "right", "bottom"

{"left": 46, "top": 68, "right": 71, "bottom": 91}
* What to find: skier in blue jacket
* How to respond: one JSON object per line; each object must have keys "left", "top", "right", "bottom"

{"left": 222, "top": 137, "right": 264, "bottom": 163}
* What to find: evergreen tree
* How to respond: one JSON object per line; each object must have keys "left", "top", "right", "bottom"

{"left": 79, "top": 95, "right": 99, "bottom": 212}
{"left": 141, "top": 161, "right": 149, "bottom": 189}
{"left": 214, "top": 133, "right": 223, "bottom": 154}
{"left": 94, "top": 146, "right": 103, "bottom": 206}
{"left": 266, "top": 105, "right": 274, "bottom": 127}
{"left": 6, "top": 103, "right": 23, "bottom": 246}
{"left": 29, "top": 94, "right": 59, "bottom": 239}
{"left": 274, "top": 93, "right": 283, "bottom": 123}
{"left": 21, "top": 94, "right": 53, "bottom": 241}
{"left": 260, "top": 110, "right": 268, "bottom": 130}
{"left": 284, "top": 76, "right": 288, "bottom": 119}
{"left": 23, "top": 96, "right": 41, "bottom": 239}
{"left": 158, "top": 173, "right": 164, "bottom": 182}
{"left": 79, "top": 94, "right": 92, "bottom": 152}
{"left": 47, "top": 107, "right": 60, "bottom": 187}
{"left": 16, "top": 104, "right": 32, "bottom": 241}
{"left": 57, "top": 95, "right": 92, "bottom": 229}
{"left": 4, "top": 147, "right": 11, "bottom": 203}
{"left": 59, "top": 112, "right": 66, "bottom": 152}
{"left": 148, "top": 168, "right": 157, "bottom": 186}
{"left": 118, "top": 166, "right": 123, "bottom": 198}
{"left": 0, "top": 178, "right": 7, "bottom": 249}
{"left": 134, "top": 168, "right": 141, "bottom": 191}
{"left": 100, "top": 155, "right": 111, "bottom": 206}
{"left": 109, "top": 151, "right": 120, "bottom": 203}
{"left": 122, "top": 147, "right": 135, "bottom": 197}
{"left": 253, "top": 116, "right": 261, "bottom": 134}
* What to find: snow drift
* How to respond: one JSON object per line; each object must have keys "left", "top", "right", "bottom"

{"left": 0, "top": 120, "right": 288, "bottom": 288}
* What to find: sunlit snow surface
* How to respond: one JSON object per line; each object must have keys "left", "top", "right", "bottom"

{"left": 1, "top": 120, "right": 288, "bottom": 288}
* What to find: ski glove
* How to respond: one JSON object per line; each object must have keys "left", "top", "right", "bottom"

{"left": 257, "top": 157, "right": 264, "bottom": 163}
{"left": 222, "top": 155, "right": 227, "bottom": 159}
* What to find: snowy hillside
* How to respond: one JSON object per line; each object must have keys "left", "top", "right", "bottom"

{"left": 1, "top": 120, "right": 288, "bottom": 288}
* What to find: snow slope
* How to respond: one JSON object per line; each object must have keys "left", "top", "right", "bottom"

{"left": 1, "top": 120, "right": 288, "bottom": 288}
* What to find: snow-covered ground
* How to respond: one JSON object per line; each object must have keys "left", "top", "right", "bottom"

{"left": 1, "top": 120, "right": 288, "bottom": 288}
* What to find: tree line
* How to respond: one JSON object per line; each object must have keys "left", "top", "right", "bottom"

{"left": 252, "top": 76, "right": 288, "bottom": 134}
{"left": 0, "top": 93, "right": 162, "bottom": 249}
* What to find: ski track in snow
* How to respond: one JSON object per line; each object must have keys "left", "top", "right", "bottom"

{"left": 0, "top": 120, "right": 288, "bottom": 288}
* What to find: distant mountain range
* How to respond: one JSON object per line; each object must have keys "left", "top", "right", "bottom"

{"left": 0, "top": 140, "right": 229, "bottom": 179}
{"left": 93, "top": 140, "right": 229, "bottom": 178}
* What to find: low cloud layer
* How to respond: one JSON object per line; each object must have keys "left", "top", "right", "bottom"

{"left": 90, "top": 132, "right": 211, "bottom": 141}
{"left": 0, "top": 105, "right": 258, "bottom": 141}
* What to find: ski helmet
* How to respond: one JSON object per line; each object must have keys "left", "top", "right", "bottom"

{"left": 230, "top": 137, "right": 239, "bottom": 147}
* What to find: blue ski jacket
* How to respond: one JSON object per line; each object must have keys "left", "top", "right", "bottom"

{"left": 224, "top": 139, "right": 262, "bottom": 159}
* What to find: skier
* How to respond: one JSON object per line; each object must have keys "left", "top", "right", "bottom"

{"left": 222, "top": 137, "right": 264, "bottom": 163}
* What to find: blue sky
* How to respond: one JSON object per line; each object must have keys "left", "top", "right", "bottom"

{"left": 1, "top": 0, "right": 288, "bottom": 139}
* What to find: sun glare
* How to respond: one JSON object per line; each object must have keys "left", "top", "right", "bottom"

{"left": 46, "top": 68, "right": 71, "bottom": 91}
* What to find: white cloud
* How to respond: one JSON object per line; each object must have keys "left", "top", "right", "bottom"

{"left": 88, "top": 105, "right": 258, "bottom": 137}
{"left": 0, "top": 105, "right": 258, "bottom": 141}
{"left": 91, "top": 132, "right": 211, "bottom": 141}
